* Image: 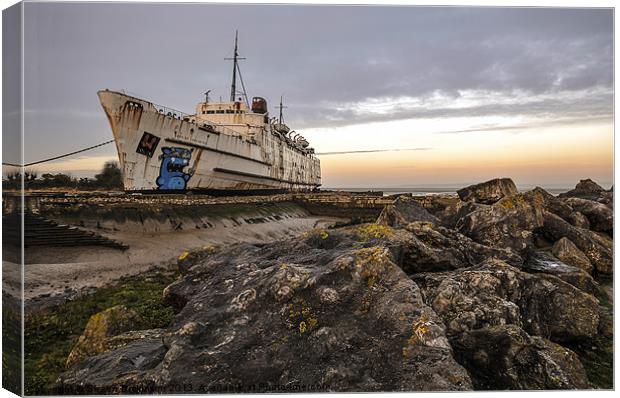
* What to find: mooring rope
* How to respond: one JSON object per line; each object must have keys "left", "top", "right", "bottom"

{"left": 2, "top": 140, "right": 115, "bottom": 168}
{"left": 316, "top": 147, "right": 432, "bottom": 155}
{"left": 1, "top": 139, "right": 429, "bottom": 168}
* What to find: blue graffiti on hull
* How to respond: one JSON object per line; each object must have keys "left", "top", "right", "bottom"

{"left": 156, "top": 147, "right": 194, "bottom": 190}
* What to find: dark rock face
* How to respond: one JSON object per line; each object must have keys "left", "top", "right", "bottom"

{"left": 456, "top": 191, "right": 545, "bottom": 251}
{"left": 567, "top": 211, "right": 590, "bottom": 229}
{"left": 524, "top": 251, "right": 598, "bottom": 295}
{"left": 519, "top": 272, "right": 599, "bottom": 342}
{"left": 377, "top": 196, "right": 441, "bottom": 228}
{"left": 540, "top": 211, "right": 613, "bottom": 275}
{"left": 457, "top": 178, "right": 518, "bottom": 205}
{"left": 57, "top": 339, "right": 168, "bottom": 395}
{"left": 564, "top": 198, "right": 613, "bottom": 233}
{"left": 435, "top": 201, "right": 487, "bottom": 229}
{"left": 452, "top": 325, "right": 589, "bottom": 390}
{"left": 530, "top": 187, "right": 574, "bottom": 221}
{"left": 412, "top": 259, "right": 599, "bottom": 342}
{"left": 59, "top": 227, "right": 472, "bottom": 393}
{"left": 399, "top": 222, "right": 522, "bottom": 274}
{"left": 560, "top": 179, "right": 606, "bottom": 200}
{"left": 559, "top": 179, "right": 613, "bottom": 209}
{"left": 551, "top": 237, "right": 593, "bottom": 274}
{"left": 412, "top": 260, "right": 524, "bottom": 337}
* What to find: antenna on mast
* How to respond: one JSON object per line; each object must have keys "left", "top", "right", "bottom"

{"left": 225, "top": 30, "right": 246, "bottom": 102}
{"left": 276, "top": 95, "right": 287, "bottom": 124}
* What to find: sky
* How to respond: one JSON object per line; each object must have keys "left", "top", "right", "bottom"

{"left": 8, "top": 2, "right": 614, "bottom": 188}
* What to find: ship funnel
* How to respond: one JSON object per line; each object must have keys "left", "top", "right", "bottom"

{"left": 251, "top": 97, "right": 268, "bottom": 114}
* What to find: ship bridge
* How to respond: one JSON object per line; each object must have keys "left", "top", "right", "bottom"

{"left": 193, "top": 97, "right": 269, "bottom": 140}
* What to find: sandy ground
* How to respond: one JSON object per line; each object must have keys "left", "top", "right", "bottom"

{"left": 3, "top": 215, "right": 342, "bottom": 309}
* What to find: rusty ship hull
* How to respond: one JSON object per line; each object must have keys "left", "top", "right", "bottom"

{"left": 98, "top": 90, "right": 321, "bottom": 193}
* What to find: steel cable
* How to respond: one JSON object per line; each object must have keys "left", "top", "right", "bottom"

{"left": 2, "top": 140, "right": 115, "bottom": 168}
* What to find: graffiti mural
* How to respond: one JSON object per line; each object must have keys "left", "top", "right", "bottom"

{"left": 156, "top": 147, "right": 194, "bottom": 190}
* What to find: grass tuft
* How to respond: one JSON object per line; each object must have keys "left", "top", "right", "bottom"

{"left": 24, "top": 269, "right": 178, "bottom": 395}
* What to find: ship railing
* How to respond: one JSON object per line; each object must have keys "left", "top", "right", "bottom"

{"left": 118, "top": 90, "right": 242, "bottom": 137}
{"left": 153, "top": 103, "right": 192, "bottom": 120}
{"left": 118, "top": 90, "right": 316, "bottom": 148}
{"left": 153, "top": 105, "right": 240, "bottom": 136}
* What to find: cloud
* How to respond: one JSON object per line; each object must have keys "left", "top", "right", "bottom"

{"left": 22, "top": 4, "right": 612, "bottom": 156}
{"left": 291, "top": 85, "right": 612, "bottom": 129}
{"left": 435, "top": 114, "right": 613, "bottom": 135}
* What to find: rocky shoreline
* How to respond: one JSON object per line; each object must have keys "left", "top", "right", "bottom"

{"left": 55, "top": 178, "right": 613, "bottom": 392}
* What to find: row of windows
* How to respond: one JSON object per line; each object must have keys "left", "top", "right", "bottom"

{"left": 201, "top": 109, "right": 244, "bottom": 114}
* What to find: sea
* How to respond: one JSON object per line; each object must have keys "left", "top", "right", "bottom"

{"left": 324, "top": 187, "right": 572, "bottom": 197}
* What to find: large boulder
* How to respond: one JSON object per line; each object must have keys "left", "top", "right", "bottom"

{"left": 59, "top": 228, "right": 472, "bottom": 392}
{"left": 559, "top": 179, "right": 606, "bottom": 200}
{"left": 530, "top": 187, "right": 573, "bottom": 220}
{"left": 410, "top": 195, "right": 460, "bottom": 216}
{"left": 564, "top": 197, "right": 613, "bottom": 233}
{"left": 412, "top": 260, "right": 524, "bottom": 337}
{"left": 456, "top": 190, "right": 545, "bottom": 251}
{"left": 413, "top": 259, "right": 600, "bottom": 342}
{"left": 524, "top": 250, "right": 598, "bottom": 295}
{"left": 551, "top": 237, "right": 593, "bottom": 274}
{"left": 65, "top": 305, "right": 142, "bottom": 368}
{"left": 457, "top": 178, "right": 518, "bottom": 205}
{"left": 377, "top": 196, "right": 441, "bottom": 228}
{"left": 57, "top": 339, "right": 168, "bottom": 395}
{"left": 559, "top": 179, "right": 613, "bottom": 208}
{"left": 435, "top": 201, "right": 487, "bottom": 229}
{"left": 540, "top": 211, "right": 613, "bottom": 275}
{"left": 452, "top": 325, "right": 589, "bottom": 390}
{"left": 566, "top": 211, "right": 590, "bottom": 229}
{"left": 397, "top": 222, "right": 522, "bottom": 274}
{"left": 519, "top": 272, "right": 599, "bottom": 341}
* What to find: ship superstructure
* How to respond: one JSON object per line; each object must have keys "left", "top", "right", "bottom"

{"left": 98, "top": 32, "right": 321, "bottom": 193}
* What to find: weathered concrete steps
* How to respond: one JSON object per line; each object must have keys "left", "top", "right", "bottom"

{"left": 3, "top": 213, "right": 128, "bottom": 250}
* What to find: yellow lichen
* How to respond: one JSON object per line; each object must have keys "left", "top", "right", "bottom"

{"left": 356, "top": 247, "right": 391, "bottom": 288}
{"left": 448, "top": 374, "right": 465, "bottom": 385}
{"left": 408, "top": 313, "right": 431, "bottom": 345}
{"left": 286, "top": 299, "right": 319, "bottom": 336}
{"left": 178, "top": 251, "right": 189, "bottom": 261}
{"left": 498, "top": 193, "right": 528, "bottom": 210}
{"left": 356, "top": 224, "right": 393, "bottom": 241}
{"left": 320, "top": 230, "right": 329, "bottom": 240}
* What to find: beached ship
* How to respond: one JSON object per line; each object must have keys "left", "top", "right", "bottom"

{"left": 97, "top": 33, "right": 321, "bottom": 193}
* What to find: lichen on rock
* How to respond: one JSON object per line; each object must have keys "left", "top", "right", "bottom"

{"left": 65, "top": 305, "right": 142, "bottom": 368}
{"left": 59, "top": 227, "right": 472, "bottom": 392}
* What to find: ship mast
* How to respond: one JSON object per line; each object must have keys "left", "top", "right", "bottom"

{"left": 277, "top": 95, "right": 287, "bottom": 124}
{"left": 225, "top": 30, "right": 247, "bottom": 103}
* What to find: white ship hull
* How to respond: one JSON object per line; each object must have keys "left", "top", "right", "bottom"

{"left": 98, "top": 90, "right": 321, "bottom": 192}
